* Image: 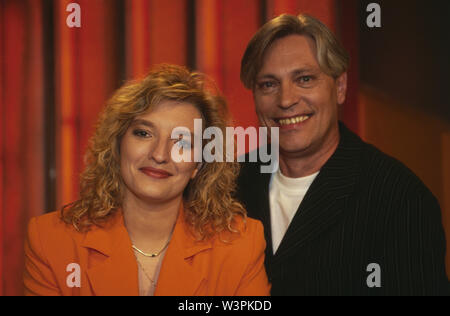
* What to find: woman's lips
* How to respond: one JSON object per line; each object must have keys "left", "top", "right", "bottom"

{"left": 140, "top": 167, "right": 172, "bottom": 179}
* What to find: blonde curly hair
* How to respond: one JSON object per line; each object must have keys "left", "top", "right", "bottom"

{"left": 61, "top": 64, "right": 246, "bottom": 240}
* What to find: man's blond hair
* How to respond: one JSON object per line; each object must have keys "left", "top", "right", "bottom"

{"left": 240, "top": 13, "right": 349, "bottom": 89}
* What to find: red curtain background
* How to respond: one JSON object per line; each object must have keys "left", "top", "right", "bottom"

{"left": 1, "top": 0, "right": 447, "bottom": 296}
{"left": 1, "top": 0, "right": 355, "bottom": 295}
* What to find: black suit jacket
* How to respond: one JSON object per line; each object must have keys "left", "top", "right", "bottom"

{"left": 237, "top": 122, "right": 449, "bottom": 295}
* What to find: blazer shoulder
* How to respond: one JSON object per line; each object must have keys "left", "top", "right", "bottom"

{"left": 235, "top": 215, "right": 264, "bottom": 239}
{"left": 361, "top": 142, "right": 434, "bottom": 196}
{"left": 243, "top": 216, "right": 265, "bottom": 239}
{"left": 26, "top": 211, "right": 86, "bottom": 261}
{"left": 29, "top": 211, "right": 80, "bottom": 240}
{"left": 24, "top": 211, "right": 88, "bottom": 295}
{"left": 210, "top": 215, "right": 269, "bottom": 295}
{"left": 217, "top": 215, "right": 266, "bottom": 254}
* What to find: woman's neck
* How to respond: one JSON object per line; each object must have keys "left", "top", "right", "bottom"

{"left": 122, "top": 193, "right": 181, "bottom": 249}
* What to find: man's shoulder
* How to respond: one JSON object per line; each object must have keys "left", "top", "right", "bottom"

{"left": 360, "top": 141, "right": 433, "bottom": 197}
{"left": 338, "top": 124, "right": 433, "bottom": 197}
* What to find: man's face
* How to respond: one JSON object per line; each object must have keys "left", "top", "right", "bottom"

{"left": 253, "top": 34, "right": 347, "bottom": 157}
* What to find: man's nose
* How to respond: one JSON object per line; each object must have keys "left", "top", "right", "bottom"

{"left": 149, "top": 138, "right": 171, "bottom": 164}
{"left": 279, "top": 81, "right": 298, "bottom": 109}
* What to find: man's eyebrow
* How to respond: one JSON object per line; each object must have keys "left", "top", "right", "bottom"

{"left": 256, "top": 74, "right": 278, "bottom": 81}
{"left": 291, "top": 67, "right": 319, "bottom": 76}
{"left": 256, "top": 67, "right": 319, "bottom": 81}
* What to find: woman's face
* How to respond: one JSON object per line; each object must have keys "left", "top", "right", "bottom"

{"left": 120, "top": 100, "right": 202, "bottom": 205}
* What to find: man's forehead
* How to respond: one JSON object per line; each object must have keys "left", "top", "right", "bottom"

{"left": 258, "top": 34, "right": 320, "bottom": 76}
{"left": 268, "top": 34, "right": 317, "bottom": 55}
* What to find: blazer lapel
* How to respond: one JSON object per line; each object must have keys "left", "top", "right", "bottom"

{"left": 154, "top": 206, "right": 212, "bottom": 296}
{"left": 255, "top": 171, "right": 274, "bottom": 257}
{"left": 273, "top": 123, "right": 364, "bottom": 263}
{"left": 82, "top": 211, "right": 139, "bottom": 296}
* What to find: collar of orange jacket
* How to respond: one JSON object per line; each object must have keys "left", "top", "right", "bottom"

{"left": 80, "top": 202, "right": 213, "bottom": 259}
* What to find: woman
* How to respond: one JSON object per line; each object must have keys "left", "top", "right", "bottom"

{"left": 23, "top": 65, "right": 270, "bottom": 296}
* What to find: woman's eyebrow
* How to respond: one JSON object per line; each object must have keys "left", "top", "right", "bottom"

{"left": 130, "top": 119, "right": 155, "bottom": 128}
{"left": 172, "top": 127, "right": 198, "bottom": 139}
{"left": 132, "top": 119, "right": 199, "bottom": 138}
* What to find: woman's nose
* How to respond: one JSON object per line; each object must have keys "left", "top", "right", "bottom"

{"left": 149, "top": 138, "right": 171, "bottom": 164}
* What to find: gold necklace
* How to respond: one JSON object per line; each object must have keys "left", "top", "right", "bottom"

{"left": 135, "top": 259, "right": 156, "bottom": 287}
{"left": 132, "top": 238, "right": 171, "bottom": 258}
{"left": 130, "top": 217, "right": 176, "bottom": 258}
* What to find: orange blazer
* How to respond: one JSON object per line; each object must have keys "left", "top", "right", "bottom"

{"left": 23, "top": 205, "right": 271, "bottom": 296}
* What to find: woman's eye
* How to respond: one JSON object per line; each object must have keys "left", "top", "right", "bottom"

{"left": 132, "top": 129, "right": 151, "bottom": 138}
{"left": 176, "top": 139, "right": 192, "bottom": 149}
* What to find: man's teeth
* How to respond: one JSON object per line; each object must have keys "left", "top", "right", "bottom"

{"left": 278, "top": 115, "right": 310, "bottom": 126}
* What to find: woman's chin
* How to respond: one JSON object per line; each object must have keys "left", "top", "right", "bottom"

{"left": 137, "top": 190, "right": 181, "bottom": 204}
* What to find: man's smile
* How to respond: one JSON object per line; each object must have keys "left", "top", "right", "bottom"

{"left": 273, "top": 113, "right": 314, "bottom": 130}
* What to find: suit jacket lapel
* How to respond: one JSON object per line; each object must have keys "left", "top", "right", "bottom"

{"left": 272, "top": 123, "right": 364, "bottom": 263}
{"left": 82, "top": 211, "right": 139, "bottom": 296}
{"left": 153, "top": 206, "right": 212, "bottom": 296}
{"left": 82, "top": 205, "right": 212, "bottom": 296}
{"left": 255, "top": 171, "right": 274, "bottom": 258}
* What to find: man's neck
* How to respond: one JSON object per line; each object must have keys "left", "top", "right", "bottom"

{"left": 278, "top": 129, "right": 340, "bottom": 178}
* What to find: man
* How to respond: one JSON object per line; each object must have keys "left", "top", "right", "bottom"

{"left": 237, "top": 13, "right": 449, "bottom": 295}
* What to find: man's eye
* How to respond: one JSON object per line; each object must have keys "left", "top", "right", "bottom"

{"left": 297, "top": 76, "right": 314, "bottom": 84}
{"left": 258, "top": 81, "right": 277, "bottom": 91}
{"left": 132, "top": 129, "right": 151, "bottom": 138}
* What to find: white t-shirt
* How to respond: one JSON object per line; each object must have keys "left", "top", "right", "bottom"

{"left": 269, "top": 169, "right": 319, "bottom": 254}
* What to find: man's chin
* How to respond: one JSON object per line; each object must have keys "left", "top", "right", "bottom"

{"left": 279, "top": 141, "right": 310, "bottom": 156}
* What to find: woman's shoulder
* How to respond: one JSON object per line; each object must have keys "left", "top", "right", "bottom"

{"left": 25, "top": 210, "right": 123, "bottom": 270}
{"left": 235, "top": 215, "right": 264, "bottom": 239}
{"left": 29, "top": 211, "right": 75, "bottom": 235}
{"left": 29, "top": 209, "right": 122, "bottom": 236}
{"left": 204, "top": 215, "right": 269, "bottom": 295}
{"left": 26, "top": 211, "right": 83, "bottom": 252}
{"left": 213, "top": 215, "right": 266, "bottom": 252}
{"left": 31, "top": 210, "right": 62, "bottom": 224}
{"left": 236, "top": 215, "right": 264, "bottom": 235}
{"left": 29, "top": 210, "right": 86, "bottom": 235}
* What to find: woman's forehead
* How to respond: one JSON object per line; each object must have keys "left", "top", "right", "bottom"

{"left": 132, "top": 100, "right": 203, "bottom": 132}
